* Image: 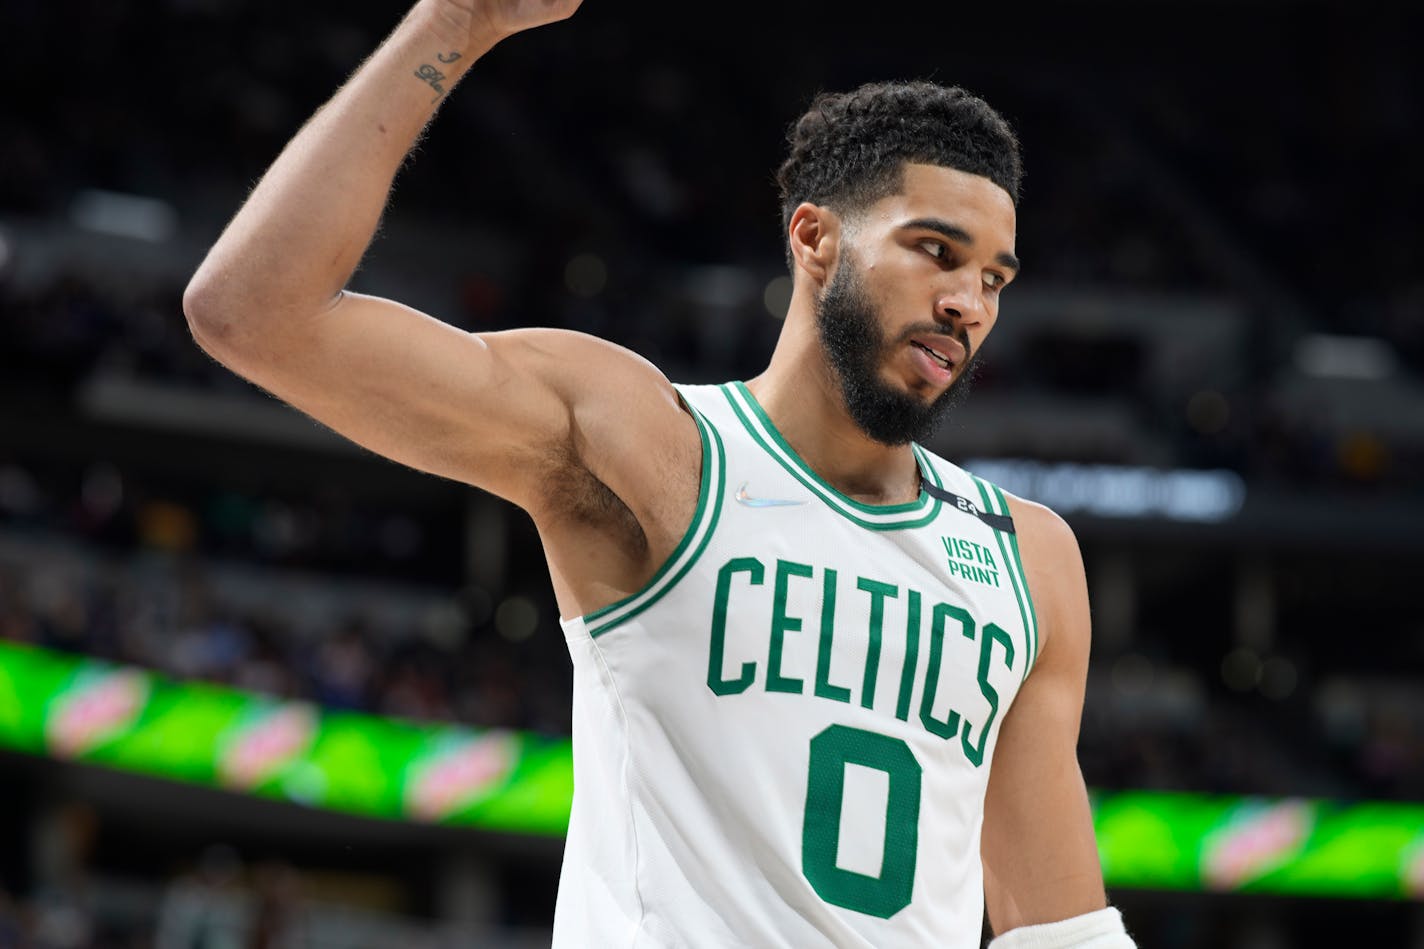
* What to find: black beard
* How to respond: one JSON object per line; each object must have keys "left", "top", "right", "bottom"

{"left": 814, "top": 256, "right": 979, "bottom": 446}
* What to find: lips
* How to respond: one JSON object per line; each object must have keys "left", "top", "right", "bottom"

{"left": 911, "top": 340, "right": 952, "bottom": 370}
{"left": 907, "top": 341, "right": 955, "bottom": 387}
{"left": 908, "top": 334, "right": 965, "bottom": 369}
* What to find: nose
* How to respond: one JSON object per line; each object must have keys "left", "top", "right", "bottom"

{"left": 934, "top": 272, "right": 984, "bottom": 328}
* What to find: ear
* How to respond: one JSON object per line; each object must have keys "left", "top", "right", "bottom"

{"left": 788, "top": 203, "right": 841, "bottom": 286}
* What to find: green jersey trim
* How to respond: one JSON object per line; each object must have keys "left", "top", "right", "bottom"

{"left": 583, "top": 396, "right": 727, "bottom": 638}
{"left": 723, "top": 382, "right": 943, "bottom": 531}
{"left": 972, "top": 477, "right": 1040, "bottom": 679}
{"left": 992, "top": 482, "right": 1040, "bottom": 670}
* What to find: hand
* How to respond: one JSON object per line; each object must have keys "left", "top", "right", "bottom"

{"left": 426, "top": 0, "right": 583, "bottom": 50}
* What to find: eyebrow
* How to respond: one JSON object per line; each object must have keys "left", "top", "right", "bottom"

{"left": 901, "top": 216, "right": 1021, "bottom": 275}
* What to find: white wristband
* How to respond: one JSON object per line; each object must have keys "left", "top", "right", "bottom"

{"left": 987, "top": 907, "right": 1136, "bottom": 949}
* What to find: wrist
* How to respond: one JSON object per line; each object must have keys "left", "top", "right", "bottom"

{"left": 988, "top": 907, "right": 1136, "bottom": 949}
{"left": 410, "top": 0, "right": 506, "bottom": 62}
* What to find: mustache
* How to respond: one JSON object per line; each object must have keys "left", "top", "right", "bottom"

{"left": 890, "top": 324, "right": 973, "bottom": 362}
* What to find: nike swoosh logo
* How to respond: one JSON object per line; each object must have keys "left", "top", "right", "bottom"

{"left": 735, "top": 482, "right": 806, "bottom": 508}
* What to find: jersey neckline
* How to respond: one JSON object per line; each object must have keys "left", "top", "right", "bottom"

{"left": 722, "top": 381, "right": 943, "bottom": 531}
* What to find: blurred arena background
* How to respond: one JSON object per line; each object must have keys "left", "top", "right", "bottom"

{"left": 2, "top": 0, "right": 1423, "bottom": 945}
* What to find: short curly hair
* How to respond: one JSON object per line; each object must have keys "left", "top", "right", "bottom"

{"left": 776, "top": 80, "right": 1022, "bottom": 269}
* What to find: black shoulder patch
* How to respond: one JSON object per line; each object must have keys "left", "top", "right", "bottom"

{"left": 920, "top": 479, "right": 1015, "bottom": 534}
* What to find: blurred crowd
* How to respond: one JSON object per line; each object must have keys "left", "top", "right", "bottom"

{"left": 1081, "top": 666, "right": 1424, "bottom": 802}
{"left": 0, "top": 529, "right": 571, "bottom": 736}
{"left": 0, "top": 452, "right": 460, "bottom": 583}
{"left": 0, "top": 839, "right": 551, "bottom": 949}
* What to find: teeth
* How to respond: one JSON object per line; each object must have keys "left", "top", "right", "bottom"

{"left": 914, "top": 341, "right": 951, "bottom": 369}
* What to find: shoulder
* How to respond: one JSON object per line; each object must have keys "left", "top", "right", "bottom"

{"left": 1000, "top": 492, "right": 1082, "bottom": 567}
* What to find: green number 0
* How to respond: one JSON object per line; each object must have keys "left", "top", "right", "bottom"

{"left": 801, "top": 724, "right": 922, "bottom": 919}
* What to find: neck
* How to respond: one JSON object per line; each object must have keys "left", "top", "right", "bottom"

{"left": 746, "top": 307, "right": 921, "bottom": 506}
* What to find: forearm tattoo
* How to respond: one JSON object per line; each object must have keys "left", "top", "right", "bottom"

{"left": 414, "top": 51, "right": 462, "bottom": 102}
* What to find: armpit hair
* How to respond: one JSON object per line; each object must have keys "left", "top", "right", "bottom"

{"left": 539, "top": 443, "right": 650, "bottom": 560}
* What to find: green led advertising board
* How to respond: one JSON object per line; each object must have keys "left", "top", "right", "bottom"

{"left": 3, "top": 640, "right": 1423, "bottom": 898}
{"left": 1094, "top": 789, "right": 1424, "bottom": 900}
{"left": 0, "top": 640, "right": 571, "bottom": 835}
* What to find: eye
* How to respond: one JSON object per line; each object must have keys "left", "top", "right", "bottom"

{"left": 984, "top": 272, "right": 1007, "bottom": 292}
{"left": 918, "top": 239, "right": 947, "bottom": 260}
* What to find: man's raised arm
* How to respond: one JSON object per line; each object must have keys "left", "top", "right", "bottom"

{"left": 182, "top": 0, "right": 690, "bottom": 515}
{"left": 184, "top": 0, "right": 529, "bottom": 331}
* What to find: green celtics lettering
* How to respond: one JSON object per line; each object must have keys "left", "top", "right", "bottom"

{"left": 707, "top": 556, "right": 1016, "bottom": 768}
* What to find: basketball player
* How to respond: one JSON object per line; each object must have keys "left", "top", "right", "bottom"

{"left": 184, "top": 0, "right": 1135, "bottom": 945}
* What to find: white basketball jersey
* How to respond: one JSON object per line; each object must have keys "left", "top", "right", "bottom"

{"left": 554, "top": 382, "right": 1040, "bottom": 948}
